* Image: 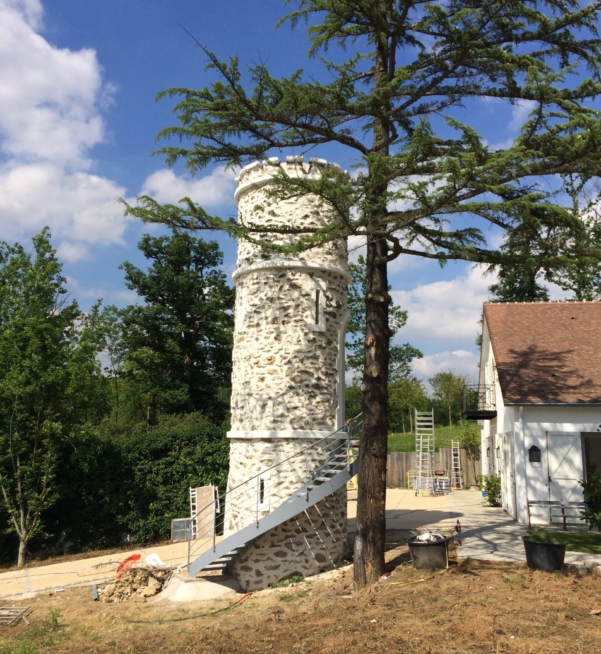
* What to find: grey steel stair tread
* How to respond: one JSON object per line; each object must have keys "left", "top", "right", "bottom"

{"left": 188, "top": 457, "right": 358, "bottom": 577}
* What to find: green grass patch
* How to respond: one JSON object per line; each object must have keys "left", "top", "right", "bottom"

{"left": 269, "top": 574, "right": 304, "bottom": 588}
{"left": 0, "top": 610, "right": 64, "bottom": 654}
{"left": 278, "top": 590, "right": 309, "bottom": 602}
{"left": 388, "top": 424, "right": 465, "bottom": 453}
{"left": 527, "top": 529, "right": 601, "bottom": 554}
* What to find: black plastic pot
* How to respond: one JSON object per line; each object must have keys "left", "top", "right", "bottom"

{"left": 407, "top": 535, "right": 450, "bottom": 570}
{"left": 522, "top": 537, "right": 567, "bottom": 572}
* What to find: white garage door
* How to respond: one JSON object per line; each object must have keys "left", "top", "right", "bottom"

{"left": 546, "top": 432, "right": 585, "bottom": 504}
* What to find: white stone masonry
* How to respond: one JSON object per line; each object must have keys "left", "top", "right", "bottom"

{"left": 225, "top": 157, "right": 350, "bottom": 590}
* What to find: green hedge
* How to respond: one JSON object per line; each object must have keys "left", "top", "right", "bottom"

{"left": 24, "top": 420, "right": 229, "bottom": 562}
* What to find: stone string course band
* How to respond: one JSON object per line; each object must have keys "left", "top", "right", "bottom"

{"left": 225, "top": 157, "right": 350, "bottom": 590}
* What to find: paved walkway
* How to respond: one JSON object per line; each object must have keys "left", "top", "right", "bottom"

{"left": 349, "top": 489, "right": 601, "bottom": 567}
{"left": 0, "top": 541, "right": 192, "bottom": 600}
{"left": 2, "top": 489, "right": 599, "bottom": 599}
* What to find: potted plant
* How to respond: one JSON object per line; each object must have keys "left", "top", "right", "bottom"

{"left": 523, "top": 530, "right": 567, "bottom": 572}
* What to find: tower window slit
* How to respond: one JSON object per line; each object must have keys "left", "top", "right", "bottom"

{"left": 259, "top": 478, "right": 265, "bottom": 504}
{"left": 315, "top": 289, "right": 320, "bottom": 325}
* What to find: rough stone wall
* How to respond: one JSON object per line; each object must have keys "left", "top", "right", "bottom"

{"left": 230, "top": 268, "right": 347, "bottom": 432}
{"left": 231, "top": 487, "right": 347, "bottom": 591}
{"left": 224, "top": 157, "right": 349, "bottom": 589}
{"left": 235, "top": 158, "right": 348, "bottom": 271}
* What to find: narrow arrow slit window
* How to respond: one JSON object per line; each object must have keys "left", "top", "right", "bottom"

{"left": 309, "top": 282, "right": 326, "bottom": 332}
{"left": 257, "top": 471, "right": 270, "bottom": 510}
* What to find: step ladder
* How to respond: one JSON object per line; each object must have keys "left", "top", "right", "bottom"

{"left": 186, "top": 415, "right": 362, "bottom": 578}
{"left": 451, "top": 440, "right": 463, "bottom": 490}
{"left": 414, "top": 410, "right": 435, "bottom": 496}
{"left": 189, "top": 488, "right": 198, "bottom": 540}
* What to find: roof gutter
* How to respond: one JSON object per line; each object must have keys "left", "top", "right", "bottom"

{"left": 504, "top": 402, "right": 601, "bottom": 406}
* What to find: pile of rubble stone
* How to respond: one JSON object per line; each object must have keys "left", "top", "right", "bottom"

{"left": 98, "top": 567, "right": 172, "bottom": 603}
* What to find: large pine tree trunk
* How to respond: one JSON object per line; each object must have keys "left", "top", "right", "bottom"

{"left": 353, "top": 235, "right": 390, "bottom": 587}
{"left": 353, "top": 24, "right": 393, "bottom": 589}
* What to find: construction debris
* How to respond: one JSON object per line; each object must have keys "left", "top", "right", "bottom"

{"left": 412, "top": 531, "right": 446, "bottom": 543}
{"left": 0, "top": 607, "right": 30, "bottom": 626}
{"left": 98, "top": 568, "right": 172, "bottom": 603}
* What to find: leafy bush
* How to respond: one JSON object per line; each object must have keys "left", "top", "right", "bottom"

{"left": 26, "top": 417, "right": 230, "bottom": 559}
{"left": 120, "top": 420, "right": 229, "bottom": 543}
{"left": 580, "top": 474, "right": 601, "bottom": 530}
{"left": 480, "top": 474, "right": 501, "bottom": 507}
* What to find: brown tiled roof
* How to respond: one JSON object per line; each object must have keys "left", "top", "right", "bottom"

{"left": 484, "top": 302, "right": 601, "bottom": 404}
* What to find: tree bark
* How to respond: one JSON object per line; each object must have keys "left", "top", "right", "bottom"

{"left": 353, "top": 17, "right": 393, "bottom": 589}
{"left": 17, "top": 538, "right": 26, "bottom": 568}
{"left": 354, "top": 235, "right": 390, "bottom": 588}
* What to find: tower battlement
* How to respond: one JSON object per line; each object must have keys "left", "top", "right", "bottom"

{"left": 234, "top": 156, "right": 346, "bottom": 201}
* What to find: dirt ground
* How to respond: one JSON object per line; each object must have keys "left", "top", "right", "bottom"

{"left": 1, "top": 539, "right": 601, "bottom": 654}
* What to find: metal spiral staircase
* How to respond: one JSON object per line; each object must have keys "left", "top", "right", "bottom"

{"left": 186, "top": 415, "right": 362, "bottom": 578}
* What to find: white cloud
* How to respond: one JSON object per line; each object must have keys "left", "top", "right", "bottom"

{"left": 392, "top": 265, "right": 492, "bottom": 348}
{"left": 0, "top": 0, "right": 127, "bottom": 257}
{"left": 508, "top": 100, "right": 537, "bottom": 133}
{"left": 56, "top": 240, "right": 90, "bottom": 263}
{"left": 140, "top": 167, "right": 236, "bottom": 208}
{"left": 66, "top": 276, "right": 138, "bottom": 304}
{"left": 413, "top": 349, "right": 479, "bottom": 385}
{"left": 0, "top": 163, "right": 128, "bottom": 245}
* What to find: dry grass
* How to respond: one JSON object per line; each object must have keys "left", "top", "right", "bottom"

{"left": 1, "top": 542, "right": 601, "bottom": 653}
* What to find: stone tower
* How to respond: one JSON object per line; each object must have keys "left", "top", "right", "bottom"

{"left": 225, "top": 156, "right": 350, "bottom": 590}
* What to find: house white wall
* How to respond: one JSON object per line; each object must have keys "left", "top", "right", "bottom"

{"left": 479, "top": 315, "right": 601, "bottom": 525}
{"left": 515, "top": 404, "right": 601, "bottom": 524}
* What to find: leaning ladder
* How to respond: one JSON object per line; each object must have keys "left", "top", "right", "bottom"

{"left": 451, "top": 440, "right": 463, "bottom": 490}
{"left": 189, "top": 487, "right": 198, "bottom": 540}
{"left": 414, "top": 410, "right": 435, "bottom": 496}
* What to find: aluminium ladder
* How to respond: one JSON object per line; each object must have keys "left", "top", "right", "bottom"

{"left": 451, "top": 440, "right": 463, "bottom": 490}
{"left": 414, "top": 410, "right": 435, "bottom": 496}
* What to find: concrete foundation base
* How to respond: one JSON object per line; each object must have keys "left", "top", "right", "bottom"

{"left": 157, "top": 574, "right": 241, "bottom": 603}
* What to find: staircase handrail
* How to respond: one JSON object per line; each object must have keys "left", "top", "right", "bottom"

{"left": 188, "top": 413, "right": 362, "bottom": 527}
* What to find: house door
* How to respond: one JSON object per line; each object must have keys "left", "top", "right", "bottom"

{"left": 546, "top": 432, "right": 585, "bottom": 505}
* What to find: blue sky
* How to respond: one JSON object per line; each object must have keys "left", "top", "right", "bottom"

{"left": 0, "top": 0, "right": 567, "bottom": 382}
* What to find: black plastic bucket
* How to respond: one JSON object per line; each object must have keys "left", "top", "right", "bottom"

{"left": 407, "top": 535, "right": 450, "bottom": 570}
{"left": 522, "top": 537, "right": 566, "bottom": 572}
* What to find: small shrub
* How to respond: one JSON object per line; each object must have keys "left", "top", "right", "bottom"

{"left": 580, "top": 474, "right": 601, "bottom": 530}
{"left": 480, "top": 474, "right": 501, "bottom": 507}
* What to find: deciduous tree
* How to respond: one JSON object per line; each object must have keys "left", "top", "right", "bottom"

{"left": 0, "top": 230, "right": 107, "bottom": 565}
{"left": 430, "top": 371, "right": 468, "bottom": 427}
{"left": 119, "top": 231, "right": 234, "bottom": 423}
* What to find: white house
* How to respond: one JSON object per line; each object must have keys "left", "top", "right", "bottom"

{"left": 472, "top": 301, "right": 601, "bottom": 525}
